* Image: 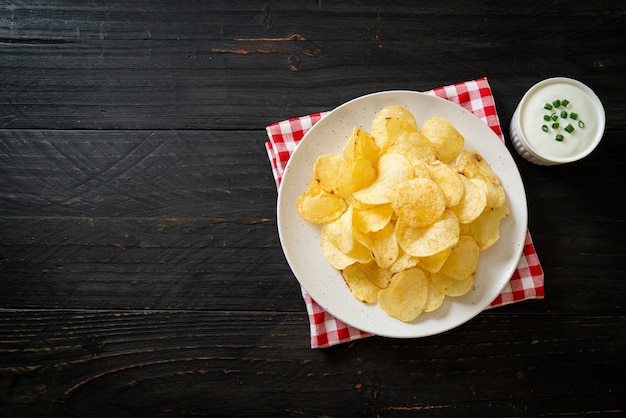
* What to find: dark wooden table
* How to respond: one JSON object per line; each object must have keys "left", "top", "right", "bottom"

{"left": 1, "top": 2, "right": 624, "bottom": 417}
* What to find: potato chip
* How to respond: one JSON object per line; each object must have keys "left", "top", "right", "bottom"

{"left": 425, "top": 278, "right": 445, "bottom": 312}
{"left": 387, "top": 131, "right": 436, "bottom": 165}
{"left": 426, "top": 160, "right": 464, "bottom": 208}
{"left": 371, "top": 105, "right": 418, "bottom": 151}
{"left": 465, "top": 205, "right": 510, "bottom": 251}
{"left": 343, "top": 127, "right": 380, "bottom": 165}
{"left": 431, "top": 271, "right": 474, "bottom": 297}
{"left": 353, "top": 204, "right": 393, "bottom": 233}
{"left": 391, "top": 177, "right": 446, "bottom": 228}
{"left": 411, "top": 159, "right": 432, "bottom": 179}
{"left": 341, "top": 262, "right": 390, "bottom": 303}
{"left": 355, "top": 222, "right": 398, "bottom": 269}
{"left": 297, "top": 180, "right": 347, "bottom": 224}
{"left": 396, "top": 210, "right": 460, "bottom": 257}
{"left": 418, "top": 247, "right": 452, "bottom": 273}
{"left": 378, "top": 267, "right": 429, "bottom": 322}
{"left": 455, "top": 150, "right": 506, "bottom": 209}
{"left": 320, "top": 224, "right": 358, "bottom": 270}
{"left": 336, "top": 158, "right": 376, "bottom": 199}
{"left": 451, "top": 173, "right": 487, "bottom": 224}
{"left": 313, "top": 153, "right": 349, "bottom": 195}
{"left": 321, "top": 224, "right": 373, "bottom": 270}
{"left": 389, "top": 248, "right": 420, "bottom": 274}
{"left": 437, "top": 236, "right": 480, "bottom": 280}
{"left": 323, "top": 206, "right": 354, "bottom": 253}
{"left": 352, "top": 153, "right": 414, "bottom": 205}
{"left": 420, "top": 116, "right": 464, "bottom": 164}
{"left": 470, "top": 177, "right": 506, "bottom": 210}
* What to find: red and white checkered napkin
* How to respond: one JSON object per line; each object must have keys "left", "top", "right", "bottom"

{"left": 266, "top": 77, "right": 544, "bottom": 348}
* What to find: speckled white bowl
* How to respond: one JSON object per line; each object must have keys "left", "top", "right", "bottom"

{"left": 510, "top": 77, "right": 605, "bottom": 165}
{"left": 278, "top": 91, "right": 527, "bottom": 338}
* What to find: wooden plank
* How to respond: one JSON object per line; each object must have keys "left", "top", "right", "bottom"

{"left": 0, "top": 130, "right": 277, "bottom": 218}
{"left": 0, "top": 217, "right": 302, "bottom": 311}
{"left": 0, "top": 213, "right": 623, "bottom": 312}
{"left": 0, "top": 310, "right": 623, "bottom": 417}
{"left": 1, "top": 3, "right": 624, "bottom": 130}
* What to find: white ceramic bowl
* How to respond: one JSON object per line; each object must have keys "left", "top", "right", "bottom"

{"left": 510, "top": 77, "right": 605, "bottom": 165}
{"left": 278, "top": 91, "right": 528, "bottom": 338}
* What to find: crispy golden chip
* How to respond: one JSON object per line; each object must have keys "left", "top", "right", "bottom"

{"left": 341, "top": 262, "right": 390, "bottom": 303}
{"left": 391, "top": 177, "right": 446, "bottom": 228}
{"left": 451, "top": 173, "right": 487, "bottom": 224}
{"left": 371, "top": 106, "right": 418, "bottom": 151}
{"left": 313, "top": 153, "right": 349, "bottom": 195}
{"left": 321, "top": 224, "right": 373, "bottom": 270}
{"left": 387, "top": 131, "right": 436, "bottom": 164}
{"left": 396, "top": 210, "right": 460, "bottom": 257}
{"left": 355, "top": 222, "right": 399, "bottom": 269}
{"left": 455, "top": 150, "right": 506, "bottom": 209}
{"left": 470, "top": 177, "right": 506, "bottom": 210}
{"left": 336, "top": 158, "right": 377, "bottom": 199}
{"left": 419, "top": 247, "right": 452, "bottom": 273}
{"left": 437, "top": 235, "right": 480, "bottom": 280}
{"left": 323, "top": 206, "right": 354, "bottom": 253}
{"left": 297, "top": 180, "right": 347, "bottom": 224}
{"left": 389, "top": 248, "right": 420, "bottom": 274}
{"left": 378, "top": 267, "right": 429, "bottom": 322}
{"left": 353, "top": 204, "right": 393, "bottom": 233}
{"left": 425, "top": 278, "right": 445, "bottom": 312}
{"left": 343, "top": 127, "right": 380, "bottom": 165}
{"left": 427, "top": 160, "right": 464, "bottom": 208}
{"left": 431, "top": 271, "right": 474, "bottom": 297}
{"left": 411, "top": 159, "right": 432, "bottom": 179}
{"left": 320, "top": 224, "right": 357, "bottom": 270}
{"left": 420, "top": 116, "right": 465, "bottom": 164}
{"left": 352, "top": 153, "right": 414, "bottom": 205}
{"left": 465, "top": 205, "right": 510, "bottom": 251}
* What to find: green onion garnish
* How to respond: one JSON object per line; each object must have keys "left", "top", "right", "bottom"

{"left": 555, "top": 134, "right": 564, "bottom": 141}
{"left": 552, "top": 114, "right": 558, "bottom": 121}
{"left": 553, "top": 99, "right": 561, "bottom": 108}
{"left": 565, "top": 124, "right": 575, "bottom": 133}
{"left": 570, "top": 112, "right": 578, "bottom": 120}
{"left": 542, "top": 125, "right": 549, "bottom": 132}
{"left": 543, "top": 115, "right": 551, "bottom": 121}
{"left": 544, "top": 103, "right": 553, "bottom": 110}
{"left": 578, "top": 121, "right": 585, "bottom": 128}
{"left": 562, "top": 99, "right": 569, "bottom": 107}
{"left": 560, "top": 111, "right": 568, "bottom": 118}
{"left": 552, "top": 122, "right": 560, "bottom": 129}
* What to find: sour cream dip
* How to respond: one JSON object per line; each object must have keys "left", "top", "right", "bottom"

{"left": 510, "top": 78, "right": 605, "bottom": 165}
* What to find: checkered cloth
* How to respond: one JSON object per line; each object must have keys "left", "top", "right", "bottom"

{"left": 266, "top": 77, "right": 544, "bottom": 348}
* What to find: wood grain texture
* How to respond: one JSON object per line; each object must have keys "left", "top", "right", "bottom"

{"left": 0, "top": 1, "right": 625, "bottom": 417}
{"left": 0, "top": 310, "right": 623, "bottom": 417}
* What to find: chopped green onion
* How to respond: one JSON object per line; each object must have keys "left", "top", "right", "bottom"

{"left": 544, "top": 103, "right": 553, "bottom": 110}
{"left": 542, "top": 125, "right": 549, "bottom": 132}
{"left": 543, "top": 115, "right": 551, "bottom": 121}
{"left": 570, "top": 112, "right": 578, "bottom": 120}
{"left": 555, "top": 134, "right": 564, "bottom": 141}
{"left": 565, "top": 124, "right": 575, "bottom": 133}
{"left": 552, "top": 99, "right": 561, "bottom": 108}
{"left": 562, "top": 99, "right": 570, "bottom": 107}
{"left": 578, "top": 120, "right": 585, "bottom": 128}
{"left": 551, "top": 114, "right": 558, "bottom": 121}
{"left": 560, "top": 111, "right": 568, "bottom": 118}
{"left": 552, "top": 122, "right": 560, "bottom": 129}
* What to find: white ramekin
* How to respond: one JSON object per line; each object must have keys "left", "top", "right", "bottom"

{"left": 509, "top": 77, "right": 605, "bottom": 165}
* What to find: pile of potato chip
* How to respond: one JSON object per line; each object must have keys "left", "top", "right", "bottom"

{"left": 296, "top": 105, "right": 509, "bottom": 322}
